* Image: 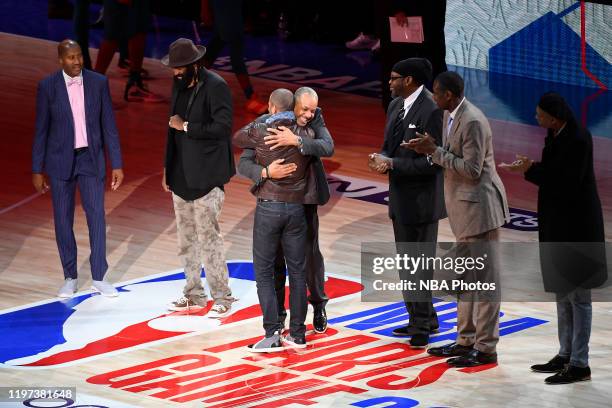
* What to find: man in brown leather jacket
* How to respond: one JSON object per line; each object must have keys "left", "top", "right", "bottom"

{"left": 233, "top": 87, "right": 319, "bottom": 352}
{"left": 233, "top": 93, "right": 316, "bottom": 204}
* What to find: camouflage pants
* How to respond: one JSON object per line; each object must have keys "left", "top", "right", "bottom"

{"left": 172, "top": 188, "right": 233, "bottom": 307}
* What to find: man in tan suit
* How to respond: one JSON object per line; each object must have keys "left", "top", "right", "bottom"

{"left": 406, "top": 71, "right": 509, "bottom": 367}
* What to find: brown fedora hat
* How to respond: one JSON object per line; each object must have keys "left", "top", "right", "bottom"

{"left": 161, "top": 38, "right": 206, "bottom": 68}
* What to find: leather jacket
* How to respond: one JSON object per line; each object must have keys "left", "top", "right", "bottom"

{"left": 233, "top": 112, "right": 316, "bottom": 203}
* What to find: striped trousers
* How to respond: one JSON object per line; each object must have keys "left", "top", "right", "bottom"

{"left": 49, "top": 150, "right": 107, "bottom": 280}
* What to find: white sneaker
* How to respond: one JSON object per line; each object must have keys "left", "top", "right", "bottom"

{"left": 370, "top": 39, "right": 380, "bottom": 52}
{"left": 208, "top": 303, "right": 231, "bottom": 319}
{"left": 91, "top": 280, "right": 119, "bottom": 297}
{"left": 58, "top": 278, "right": 78, "bottom": 298}
{"left": 346, "top": 32, "right": 378, "bottom": 50}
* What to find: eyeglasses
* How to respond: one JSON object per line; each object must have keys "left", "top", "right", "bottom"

{"left": 389, "top": 75, "right": 405, "bottom": 81}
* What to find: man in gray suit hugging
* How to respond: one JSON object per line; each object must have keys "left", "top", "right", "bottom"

{"left": 407, "top": 71, "right": 509, "bottom": 367}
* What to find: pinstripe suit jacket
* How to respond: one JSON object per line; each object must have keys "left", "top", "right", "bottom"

{"left": 32, "top": 69, "right": 122, "bottom": 180}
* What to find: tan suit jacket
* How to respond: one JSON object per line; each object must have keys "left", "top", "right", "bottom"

{"left": 432, "top": 99, "right": 509, "bottom": 240}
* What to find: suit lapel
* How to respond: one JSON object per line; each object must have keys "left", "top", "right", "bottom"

{"left": 170, "top": 85, "right": 179, "bottom": 115}
{"left": 384, "top": 100, "right": 401, "bottom": 138}
{"left": 402, "top": 91, "right": 425, "bottom": 131}
{"left": 445, "top": 99, "right": 468, "bottom": 149}
{"left": 56, "top": 71, "right": 75, "bottom": 141}
{"left": 389, "top": 91, "right": 427, "bottom": 154}
{"left": 387, "top": 100, "right": 406, "bottom": 155}
{"left": 442, "top": 111, "right": 450, "bottom": 148}
{"left": 82, "top": 70, "right": 93, "bottom": 142}
{"left": 186, "top": 69, "right": 207, "bottom": 116}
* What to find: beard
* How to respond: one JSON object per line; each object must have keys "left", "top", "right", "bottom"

{"left": 173, "top": 65, "right": 196, "bottom": 90}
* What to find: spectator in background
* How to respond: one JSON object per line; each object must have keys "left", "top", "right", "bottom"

{"left": 73, "top": 0, "right": 92, "bottom": 69}
{"left": 345, "top": 0, "right": 379, "bottom": 52}
{"left": 377, "top": 0, "right": 447, "bottom": 110}
{"left": 201, "top": 0, "right": 268, "bottom": 115}
{"left": 94, "top": 0, "right": 162, "bottom": 102}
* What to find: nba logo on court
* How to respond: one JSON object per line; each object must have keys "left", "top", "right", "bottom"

{"left": 0, "top": 261, "right": 362, "bottom": 368}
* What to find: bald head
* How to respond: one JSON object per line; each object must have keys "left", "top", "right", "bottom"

{"left": 58, "top": 39, "right": 83, "bottom": 77}
{"left": 58, "top": 39, "right": 81, "bottom": 57}
{"left": 268, "top": 88, "right": 294, "bottom": 114}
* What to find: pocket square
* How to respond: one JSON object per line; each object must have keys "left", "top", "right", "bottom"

{"left": 408, "top": 123, "right": 417, "bottom": 129}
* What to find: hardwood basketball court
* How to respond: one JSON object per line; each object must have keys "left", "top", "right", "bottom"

{"left": 1, "top": 33, "right": 611, "bottom": 408}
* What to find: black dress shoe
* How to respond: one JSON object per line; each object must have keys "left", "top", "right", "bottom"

{"left": 545, "top": 365, "right": 591, "bottom": 384}
{"left": 313, "top": 305, "right": 327, "bottom": 333}
{"left": 392, "top": 325, "right": 438, "bottom": 337}
{"left": 427, "top": 342, "right": 473, "bottom": 357}
{"left": 447, "top": 349, "right": 497, "bottom": 367}
{"left": 392, "top": 326, "right": 419, "bottom": 337}
{"left": 409, "top": 333, "right": 429, "bottom": 349}
{"left": 531, "top": 355, "right": 569, "bottom": 373}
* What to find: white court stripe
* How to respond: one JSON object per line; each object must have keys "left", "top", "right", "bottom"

{"left": 0, "top": 192, "right": 42, "bottom": 215}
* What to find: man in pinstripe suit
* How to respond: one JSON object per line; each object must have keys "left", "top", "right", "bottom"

{"left": 32, "top": 39, "right": 124, "bottom": 298}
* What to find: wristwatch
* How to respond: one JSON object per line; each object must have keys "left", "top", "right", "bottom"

{"left": 183, "top": 121, "right": 188, "bottom": 133}
{"left": 426, "top": 154, "right": 434, "bottom": 166}
{"left": 296, "top": 136, "right": 303, "bottom": 150}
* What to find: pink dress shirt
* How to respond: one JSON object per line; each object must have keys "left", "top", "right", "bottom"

{"left": 63, "top": 70, "right": 88, "bottom": 149}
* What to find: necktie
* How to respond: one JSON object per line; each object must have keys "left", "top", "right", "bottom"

{"left": 67, "top": 77, "right": 82, "bottom": 87}
{"left": 447, "top": 116, "right": 453, "bottom": 137}
{"left": 392, "top": 107, "right": 406, "bottom": 141}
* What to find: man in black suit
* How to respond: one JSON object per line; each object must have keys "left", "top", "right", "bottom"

{"left": 369, "top": 58, "right": 445, "bottom": 348}
{"left": 237, "top": 99, "right": 334, "bottom": 334}
{"left": 161, "top": 38, "right": 235, "bottom": 318}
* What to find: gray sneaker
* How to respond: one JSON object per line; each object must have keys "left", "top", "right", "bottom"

{"left": 247, "top": 331, "right": 284, "bottom": 353}
{"left": 91, "top": 280, "right": 119, "bottom": 297}
{"left": 58, "top": 278, "right": 78, "bottom": 298}
{"left": 282, "top": 334, "right": 307, "bottom": 349}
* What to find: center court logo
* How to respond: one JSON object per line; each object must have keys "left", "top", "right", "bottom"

{"left": 0, "top": 261, "right": 362, "bottom": 368}
{"left": 85, "top": 301, "right": 547, "bottom": 407}
{"left": 1, "top": 262, "right": 549, "bottom": 407}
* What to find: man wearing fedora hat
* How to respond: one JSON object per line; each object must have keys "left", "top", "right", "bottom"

{"left": 161, "top": 38, "right": 236, "bottom": 318}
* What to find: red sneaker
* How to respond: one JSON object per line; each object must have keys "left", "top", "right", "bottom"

{"left": 124, "top": 72, "right": 164, "bottom": 103}
{"left": 245, "top": 94, "right": 268, "bottom": 115}
{"left": 126, "top": 87, "right": 165, "bottom": 103}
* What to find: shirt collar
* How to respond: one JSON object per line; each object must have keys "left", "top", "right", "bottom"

{"left": 62, "top": 70, "right": 83, "bottom": 84}
{"left": 403, "top": 85, "right": 424, "bottom": 111}
{"left": 555, "top": 123, "right": 567, "bottom": 137}
{"left": 449, "top": 97, "right": 466, "bottom": 120}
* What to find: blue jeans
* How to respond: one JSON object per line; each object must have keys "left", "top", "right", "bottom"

{"left": 253, "top": 201, "right": 307, "bottom": 338}
{"left": 557, "top": 288, "right": 592, "bottom": 368}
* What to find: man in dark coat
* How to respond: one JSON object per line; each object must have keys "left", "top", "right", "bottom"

{"left": 500, "top": 92, "right": 607, "bottom": 385}
{"left": 161, "top": 38, "right": 235, "bottom": 318}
